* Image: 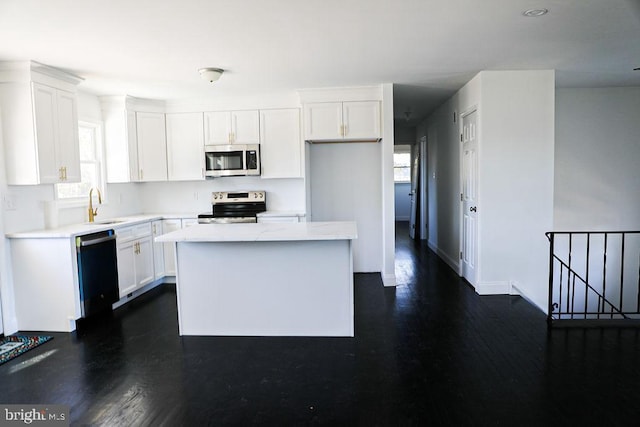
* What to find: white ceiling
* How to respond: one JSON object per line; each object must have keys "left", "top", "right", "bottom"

{"left": 1, "top": 0, "right": 639, "bottom": 125}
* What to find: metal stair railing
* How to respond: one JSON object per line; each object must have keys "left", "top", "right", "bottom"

{"left": 546, "top": 231, "right": 640, "bottom": 328}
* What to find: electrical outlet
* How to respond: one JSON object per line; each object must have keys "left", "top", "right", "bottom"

{"left": 3, "top": 195, "right": 16, "bottom": 210}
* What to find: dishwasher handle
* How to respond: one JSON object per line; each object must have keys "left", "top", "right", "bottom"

{"left": 76, "top": 230, "right": 116, "bottom": 249}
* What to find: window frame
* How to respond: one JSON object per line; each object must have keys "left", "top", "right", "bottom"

{"left": 55, "top": 120, "right": 107, "bottom": 208}
{"left": 393, "top": 145, "right": 412, "bottom": 184}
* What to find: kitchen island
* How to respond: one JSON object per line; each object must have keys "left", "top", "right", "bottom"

{"left": 156, "top": 221, "right": 357, "bottom": 337}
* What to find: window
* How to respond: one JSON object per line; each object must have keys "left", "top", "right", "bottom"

{"left": 393, "top": 149, "right": 411, "bottom": 183}
{"left": 56, "top": 121, "right": 105, "bottom": 202}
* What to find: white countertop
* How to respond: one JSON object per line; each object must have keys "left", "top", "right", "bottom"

{"left": 156, "top": 221, "right": 357, "bottom": 243}
{"left": 5, "top": 213, "right": 197, "bottom": 239}
{"left": 256, "top": 211, "right": 306, "bottom": 218}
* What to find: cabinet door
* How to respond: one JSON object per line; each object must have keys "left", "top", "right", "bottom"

{"left": 166, "top": 113, "right": 205, "bottom": 181}
{"left": 162, "top": 219, "right": 182, "bottom": 275}
{"left": 32, "top": 83, "right": 59, "bottom": 183}
{"left": 136, "top": 236, "right": 155, "bottom": 289}
{"left": 260, "top": 109, "right": 302, "bottom": 178}
{"left": 231, "top": 110, "right": 260, "bottom": 144}
{"left": 204, "top": 111, "right": 231, "bottom": 145}
{"left": 103, "top": 107, "right": 139, "bottom": 183}
{"left": 342, "top": 101, "right": 381, "bottom": 141}
{"left": 152, "top": 220, "right": 165, "bottom": 280}
{"left": 55, "top": 89, "right": 80, "bottom": 182}
{"left": 136, "top": 112, "right": 168, "bottom": 181}
{"left": 181, "top": 218, "right": 199, "bottom": 228}
{"left": 303, "top": 102, "right": 343, "bottom": 141}
{"left": 117, "top": 241, "right": 136, "bottom": 298}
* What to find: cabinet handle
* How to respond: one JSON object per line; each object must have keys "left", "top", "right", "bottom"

{"left": 58, "top": 167, "right": 63, "bottom": 181}
{"left": 63, "top": 166, "right": 67, "bottom": 181}
{"left": 152, "top": 224, "right": 156, "bottom": 234}
{"left": 140, "top": 169, "right": 144, "bottom": 180}
{"left": 340, "top": 125, "right": 345, "bottom": 137}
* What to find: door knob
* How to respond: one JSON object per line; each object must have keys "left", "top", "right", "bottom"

{"left": 470, "top": 206, "right": 477, "bottom": 212}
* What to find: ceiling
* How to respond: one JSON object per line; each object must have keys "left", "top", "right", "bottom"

{"left": 1, "top": 0, "right": 639, "bottom": 126}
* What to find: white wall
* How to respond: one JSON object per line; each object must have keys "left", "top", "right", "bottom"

{"left": 420, "top": 75, "right": 480, "bottom": 269}
{"left": 419, "top": 71, "right": 555, "bottom": 312}
{"left": 555, "top": 87, "right": 640, "bottom": 230}
{"left": 310, "top": 142, "right": 382, "bottom": 273}
{"left": 478, "top": 71, "right": 555, "bottom": 310}
{"left": 139, "top": 178, "right": 305, "bottom": 214}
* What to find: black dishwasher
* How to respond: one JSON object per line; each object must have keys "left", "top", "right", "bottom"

{"left": 76, "top": 230, "right": 119, "bottom": 318}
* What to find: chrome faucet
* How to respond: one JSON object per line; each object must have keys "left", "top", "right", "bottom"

{"left": 88, "top": 187, "right": 102, "bottom": 222}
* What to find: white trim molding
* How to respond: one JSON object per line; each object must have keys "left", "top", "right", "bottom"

{"left": 382, "top": 273, "right": 397, "bottom": 287}
{"left": 428, "top": 241, "right": 460, "bottom": 273}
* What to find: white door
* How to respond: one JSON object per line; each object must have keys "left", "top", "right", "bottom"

{"left": 409, "top": 147, "right": 419, "bottom": 239}
{"left": 461, "top": 110, "right": 478, "bottom": 285}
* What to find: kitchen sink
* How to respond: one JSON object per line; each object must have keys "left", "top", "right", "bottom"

{"left": 86, "top": 219, "right": 127, "bottom": 225}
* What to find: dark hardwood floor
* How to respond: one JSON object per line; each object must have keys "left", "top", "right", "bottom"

{"left": 2, "top": 221, "right": 640, "bottom": 426}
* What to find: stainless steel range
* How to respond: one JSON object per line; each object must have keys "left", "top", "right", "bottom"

{"left": 197, "top": 191, "right": 266, "bottom": 224}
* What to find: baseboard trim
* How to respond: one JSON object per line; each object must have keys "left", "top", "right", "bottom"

{"left": 382, "top": 273, "right": 397, "bottom": 287}
{"left": 476, "top": 281, "right": 512, "bottom": 295}
{"left": 427, "top": 241, "right": 460, "bottom": 273}
{"left": 113, "top": 278, "right": 166, "bottom": 310}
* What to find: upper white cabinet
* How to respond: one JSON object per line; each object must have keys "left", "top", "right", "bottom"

{"left": 101, "top": 96, "right": 167, "bottom": 183}
{"left": 101, "top": 96, "right": 139, "bottom": 183}
{"left": 166, "top": 112, "right": 205, "bottom": 181}
{"left": 303, "top": 101, "right": 381, "bottom": 142}
{"left": 0, "top": 62, "right": 83, "bottom": 185}
{"left": 259, "top": 108, "right": 302, "bottom": 179}
{"left": 136, "top": 112, "right": 168, "bottom": 182}
{"left": 204, "top": 110, "right": 259, "bottom": 145}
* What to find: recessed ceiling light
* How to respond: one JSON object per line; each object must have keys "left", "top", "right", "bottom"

{"left": 523, "top": 8, "right": 549, "bottom": 17}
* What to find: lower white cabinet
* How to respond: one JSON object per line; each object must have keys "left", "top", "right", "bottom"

{"left": 162, "top": 219, "right": 182, "bottom": 275}
{"left": 152, "top": 220, "right": 165, "bottom": 279}
{"left": 117, "top": 223, "right": 154, "bottom": 298}
{"left": 162, "top": 218, "right": 198, "bottom": 275}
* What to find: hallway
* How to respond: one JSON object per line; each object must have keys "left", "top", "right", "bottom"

{"left": 1, "top": 222, "right": 639, "bottom": 425}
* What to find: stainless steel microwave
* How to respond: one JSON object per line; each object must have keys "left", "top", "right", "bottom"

{"left": 204, "top": 144, "right": 260, "bottom": 177}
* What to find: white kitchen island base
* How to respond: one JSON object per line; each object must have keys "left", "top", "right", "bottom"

{"left": 158, "top": 222, "right": 357, "bottom": 337}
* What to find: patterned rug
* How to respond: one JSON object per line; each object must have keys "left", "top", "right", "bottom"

{"left": 0, "top": 335, "right": 53, "bottom": 366}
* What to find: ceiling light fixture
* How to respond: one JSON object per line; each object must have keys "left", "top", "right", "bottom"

{"left": 522, "top": 8, "right": 549, "bottom": 17}
{"left": 198, "top": 67, "right": 224, "bottom": 83}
